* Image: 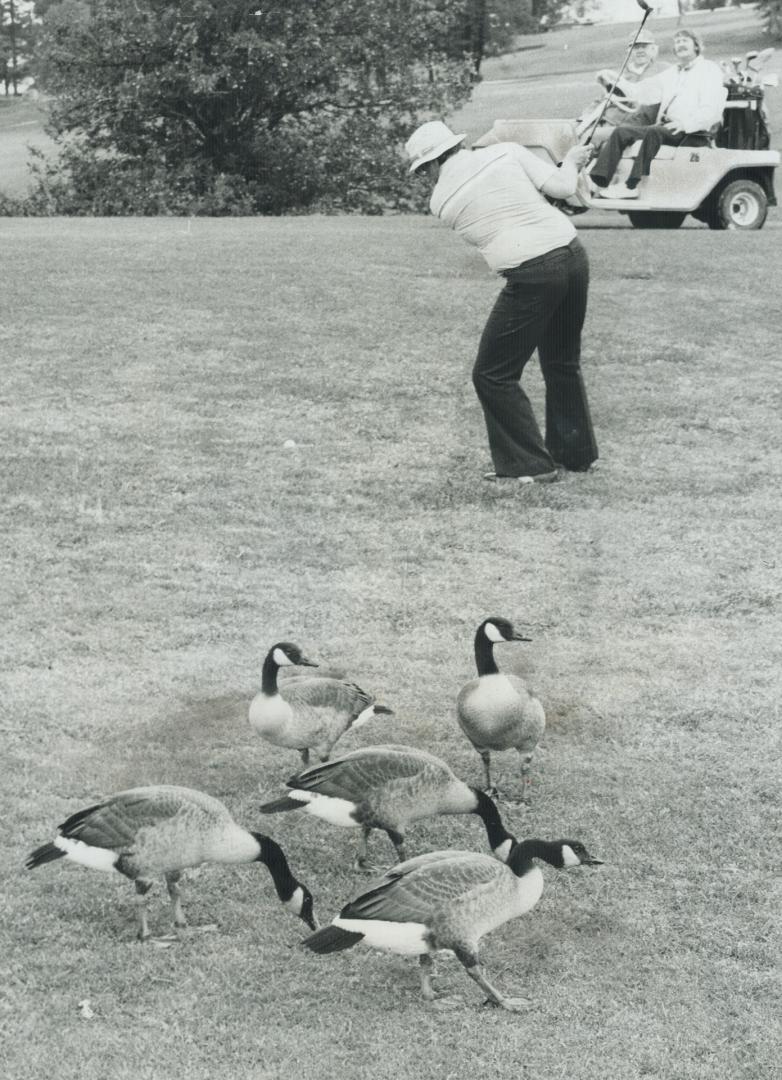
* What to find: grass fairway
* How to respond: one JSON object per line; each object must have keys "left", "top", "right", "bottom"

{"left": 2, "top": 215, "right": 781, "bottom": 1080}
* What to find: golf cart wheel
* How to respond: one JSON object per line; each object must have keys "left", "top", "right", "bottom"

{"left": 627, "top": 211, "right": 686, "bottom": 229}
{"left": 712, "top": 179, "right": 767, "bottom": 230}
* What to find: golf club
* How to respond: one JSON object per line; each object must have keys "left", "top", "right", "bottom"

{"left": 581, "top": 0, "right": 653, "bottom": 146}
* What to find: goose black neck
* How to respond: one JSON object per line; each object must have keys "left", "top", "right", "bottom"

{"left": 471, "top": 788, "right": 513, "bottom": 850}
{"left": 261, "top": 651, "right": 281, "bottom": 696}
{"left": 252, "top": 833, "right": 297, "bottom": 901}
{"left": 474, "top": 628, "right": 499, "bottom": 676}
{"left": 507, "top": 838, "right": 562, "bottom": 877}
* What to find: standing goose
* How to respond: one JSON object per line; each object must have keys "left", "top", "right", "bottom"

{"left": 260, "top": 744, "right": 516, "bottom": 870}
{"left": 457, "top": 617, "right": 546, "bottom": 803}
{"left": 304, "top": 837, "right": 602, "bottom": 1012}
{"left": 249, "top": 641, "right": 393, "bottom": 766}
{"left": 25, "top": 785, "right": 318, "bottom": 941}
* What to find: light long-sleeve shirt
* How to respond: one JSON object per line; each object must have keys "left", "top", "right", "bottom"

{"left": 636, "top": 56, "right": 728, "bottom": 133}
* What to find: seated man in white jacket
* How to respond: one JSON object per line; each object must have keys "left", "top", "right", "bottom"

{"left": 589, "top": 28, "right": 728, "bottom": 199}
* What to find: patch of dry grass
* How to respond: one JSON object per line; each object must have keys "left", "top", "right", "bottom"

{"left": 1, "top": 217, "right": 780, "bottom": 1080}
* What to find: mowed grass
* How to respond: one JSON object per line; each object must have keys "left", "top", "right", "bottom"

{"left": 1, "top": 216, "right": 781, "bottom": 1080}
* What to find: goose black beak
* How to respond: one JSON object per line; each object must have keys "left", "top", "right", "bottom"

{"left": 584, "top": 856, "right": 604, "bottom": 867}
{"left": 298, "top": 657, "right": 319, "bottom": 668}
{"left": 511, "top": 633, "right": 533, "bottom": 642}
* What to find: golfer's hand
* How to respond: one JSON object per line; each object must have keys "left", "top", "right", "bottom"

{"left": 664, "top": 121, "right": 684, "bottom": 135}
{"left": 564, "top": 144, "right": 593, "bottom": 170}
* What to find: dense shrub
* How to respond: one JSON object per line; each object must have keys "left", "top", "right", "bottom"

{"left": 14, "top": 0, "right": 477, "bottom": 215}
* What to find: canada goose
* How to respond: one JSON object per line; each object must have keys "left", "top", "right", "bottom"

{"left": 304, "top": 838, "right": 602, "bottom": 1011}
{"left": 260, "top": 744, "right": 516, "bottom": 870}
{"left": 457, "top": 617, "right": 546, "bottom": 803}
{"left": 249, "top": 641, "right": 393, "bottom": 766}
{"left": 25, "top": 785, "right": 317, "bottom": 941}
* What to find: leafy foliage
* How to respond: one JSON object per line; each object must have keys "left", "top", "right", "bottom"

{"left": 1, "top": 0, "right": 37, "bottom": 94}
{"left": 756, "top": 0, "right": 782, "bottom": 39}
{"left": 28, "top": 0, "right": 477, "bottom": 214}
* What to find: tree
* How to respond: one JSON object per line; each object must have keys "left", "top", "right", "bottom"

{"left": 27, "top": 0, "right": 477, "bottom": 214}
{"left": 757, "top": 0, "right": 782, "bottom": 39}
{"left": 1, "top": 0, "right": 36, "bottom": 95}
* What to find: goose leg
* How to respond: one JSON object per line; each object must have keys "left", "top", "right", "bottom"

{"left": 519, "top": 752, "right": 534, "bottom": 805}
{"left": 454, "top": 947, "right": 530, "bottom": 1013}
{"left": 165, "top": 871, "right": 187, "bottom": 928}
{"left": 386, "top": 829, "right": 407, "bottom": 864}
{"left": 133, "top": 879, "right": 154, "bottom": 942}
{"left": 419, "top": 954, "right": 462, "bottom": 1008}
{"left": 166, "top": 871, "right": 218, "bottom": 935}
{"left": 419, "top": 954, "right": 438, "bottom": 1000}
{"left": 353, "top": 827, "right": 375, "bottom": 873}
{"left": 479, "top": 750, "right": 498, "bottom": 799}
{"left": 299, "top": 748, "right": 311, "bottom": 767}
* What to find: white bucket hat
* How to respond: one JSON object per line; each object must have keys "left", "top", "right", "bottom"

{"left": 405, "top": 121, "right": 466, "bottom": 173}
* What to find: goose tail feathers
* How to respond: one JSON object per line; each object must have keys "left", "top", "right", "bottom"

{"left": 303, "top": 925, "right": 364, "bottom": 954}
{"left": 259, "top": 796, "right": 303, "bottom": 814}
{"left": 25, "top": 842, "right": 65, "bottom": 870}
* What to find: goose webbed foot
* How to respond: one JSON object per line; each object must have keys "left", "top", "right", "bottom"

{"left": 148, "top": 934, "right": 179, "bottom": 949}
{"left": 502, "top": 796, "right": 530, "bottom": 810}
{"left": 430, "top": 995, "right": 466, "bottom": 1010}
{"left": 352, "top": 857, "right": 383, "bottom": 875}
{"left": 481, "top": 995, "right": 532, "bottom": 1013}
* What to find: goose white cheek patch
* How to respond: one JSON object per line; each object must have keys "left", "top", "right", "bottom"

{"left": 285, "top": 886, "right": 305, "bottom": 913}
{"left": 561, "top": 844, "right": 581, "bottom": 868}
{"left": 494, "top": 838, "right": 513, "bottom": 863}
{"left": 352, "top": 705, "right": 378, "bottom": 729}
{"left": 483, "top": 622, "right": 504, "bottom": 643}
{"left": 54, "top": 836, "right": 118, "bottom": 873}
{"left": 273, "top": 647, "right": 295, "bottom": 667}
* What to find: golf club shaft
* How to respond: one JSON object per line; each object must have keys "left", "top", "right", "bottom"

{"left": 582, "top": 7, "right": 652, "bottom": 144}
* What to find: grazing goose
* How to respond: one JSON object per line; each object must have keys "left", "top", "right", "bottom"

{"left": 304, "top": 838, "right": 602, "bottom": 1012}
{"left": 249, "top": 641, "right": 393, "bottom": 766}
{"left": 26, "top": 785, "right": 317, "bottom": 941}
{"left": 456, "top": 617, "right": 546, "bottom": 804}
{"left": 260, "top": 744, "right": 516, "bottom": 870}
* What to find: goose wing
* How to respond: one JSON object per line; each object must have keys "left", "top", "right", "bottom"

{"left": 280, "top": 677, "right": 373, "bottom": 719}
{"left": 288, "top": 746, "right": 446, "bottom": 801}
{"left": 57, "top": 787, "right": 191, "bottom": 851}
{"left": 340, "top": 851, "right": 503, "bottom": 923}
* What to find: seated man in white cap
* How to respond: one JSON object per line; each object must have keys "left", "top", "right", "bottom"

{"left": 576, "top": 28, "right": 665, "bottom": 145}
{"left": 589, "top": 28, "right": 727, "bottom": 199}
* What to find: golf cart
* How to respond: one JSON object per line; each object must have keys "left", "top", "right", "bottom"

{"left": 474, "top": 48, "right": 780, "bottom": 229}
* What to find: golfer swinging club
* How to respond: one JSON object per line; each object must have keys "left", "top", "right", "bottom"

{"left": 405, "top": 121, "right": 598, "bottom": 482}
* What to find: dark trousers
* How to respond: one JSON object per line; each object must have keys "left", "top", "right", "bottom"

{"left": 472, "top": 237, "right": 598, "bottom": 476}
{"left": 591, "top": 123, "right": 710, "bottom": 186}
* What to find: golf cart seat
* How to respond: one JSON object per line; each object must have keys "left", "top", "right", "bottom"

{"left": 621, "top": 122, "right": 721, "bottom": 160}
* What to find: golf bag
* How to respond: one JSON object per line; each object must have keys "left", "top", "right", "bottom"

{"left": 716, "top": 86, "right": 770, "bottom": 150}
